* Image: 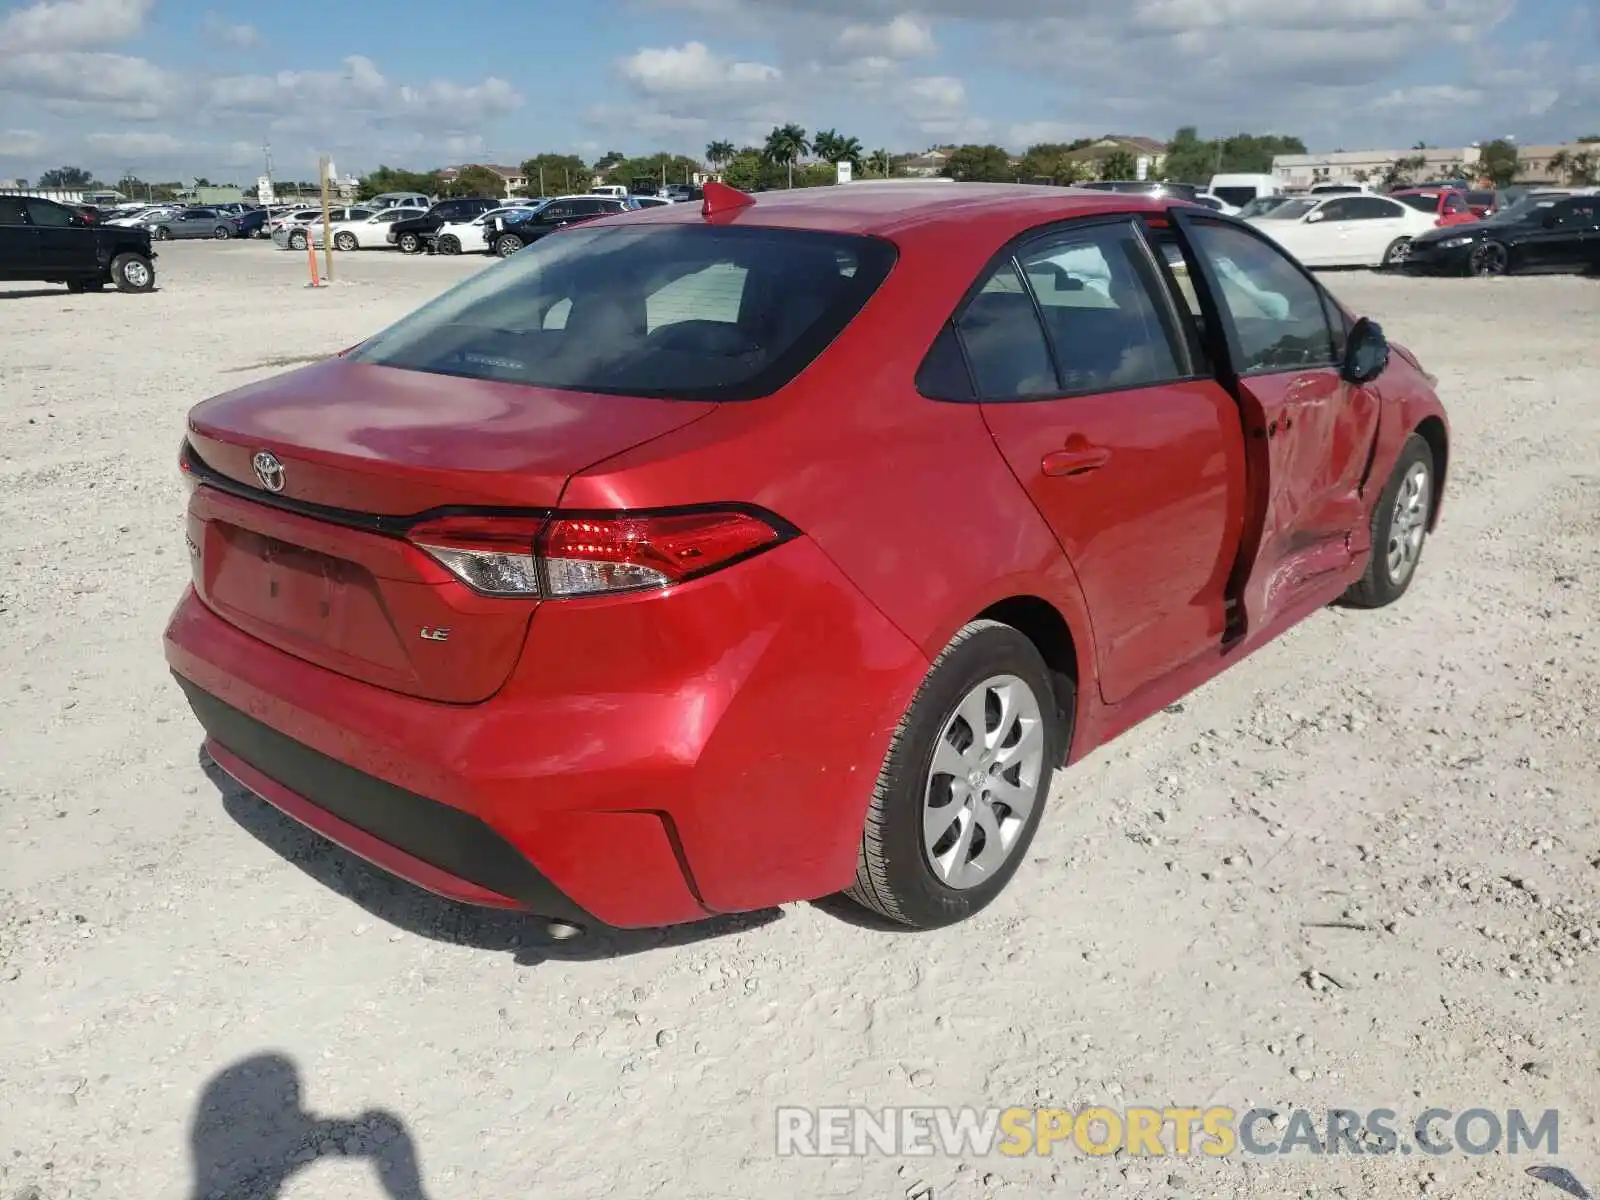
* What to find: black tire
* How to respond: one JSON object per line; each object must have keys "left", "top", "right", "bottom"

{"left": 1469, "top": 241, "right": 1509, "bottom": 277}
{"left": 1341, "top": 433, "right": 1435, "bottom": 609}
{"left": 288, "top": 232, "right": 307, "bottom": 251}
{"left": 110, "top": 252, "right": 155, "bottom": 293}
{"left": 334, "top": 231, "right": 358, "bottom": 252}
{"left": 436, "top": 234, "right": 460, "bottom": 255}
{"left": 212, "top": 225, "right": 231, "bottom": 239}
{"left": 153, "top": 226, "right": 170, "bottom": 240}
{"left": 1381, "top": 238, "right": 1411, "bottom": 268}
{"left": 493, "top": 233, "right": 524, "bottom": 258}
{"left": 397, "top": 232, "right": 423, "bottom": 254}
{"left": 845, "top": 619, "right": 1066, "bottom": 929}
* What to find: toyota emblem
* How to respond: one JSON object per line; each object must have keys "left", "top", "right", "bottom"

{"left": 252, "top": 451, "right": 286, "bottom": 493}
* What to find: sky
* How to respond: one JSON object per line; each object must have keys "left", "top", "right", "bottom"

{"left": 0, "top": 0, "right": 1597, "bottom": 183}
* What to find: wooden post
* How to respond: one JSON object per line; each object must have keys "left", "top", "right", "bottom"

{"left": 318, "top": 156, "right": 334, "bottom": 282}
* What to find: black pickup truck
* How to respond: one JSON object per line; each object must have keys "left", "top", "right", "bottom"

{"left": 387, "top": 196, "right": 502, "bottom": 254}
{"left": 0, "top": 194, "right": 157, "bottom": 292}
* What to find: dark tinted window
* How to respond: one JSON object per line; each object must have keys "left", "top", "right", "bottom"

{"left": 1443, "top": 193, "right": 1468, "bottom": 214}
{"left": 915, "top": 323, "right": 975, "bottom": 401}
{"left": 24, "top": 199, "right": 73, "bottom": 227}
{"left": 954, "top": 262, "right": 1057, "bottom": 399}
{"left": 348, "top": 225, "right": 896, "bottom": 401}
{"left": 0, "top": 197, "right": 26, "bottom": 224}
{"left": 1466, "top": 190, "right": 1496, "bottom": 207}
{"left": 1015, "top": 221, "right": 1186, "bottom": 394}
{"left": 1394, "top": 194, "right": 1439, "bottom": 214}
{"left": 1183, "top": 220, "right": 1337, "bottom": 374}
{"left": 1211, "top": 186, "right": 1259, "bottom": 207}
{"left": 1324, "top": 197, "right": 1402, "bottom": 220}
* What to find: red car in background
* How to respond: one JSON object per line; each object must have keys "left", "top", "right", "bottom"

{"left": 1390, "top": 188, "right": 1480, "bottom": 227}
{"left": 165, "top": 182, "right": 1450, "bottom": 934}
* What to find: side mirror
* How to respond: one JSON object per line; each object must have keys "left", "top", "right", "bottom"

{"left": 1342, "top": 316, "right": 1389, "bottom": 385}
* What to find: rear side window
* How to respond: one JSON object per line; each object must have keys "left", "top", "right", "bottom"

{"left": 954, "top": 263, "right": 1057, "bottom": 399}
{"left": 0, "top": 198, "right": 26, "bottom": 224}
{"left": 25, "top": 199, "right": 73, "bottom": 227}
{"left": 1014, "top": 221, "right": 1187, "bottom": 394}
{"left": 348, "top": 225, "right": 897, "bottom": 401}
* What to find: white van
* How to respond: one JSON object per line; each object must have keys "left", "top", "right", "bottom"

{"left": 590, "top": 184, "right": 627, "bottom": 199}
{"left": 1205, "top": 173, "right": 1283, "bottom": 208}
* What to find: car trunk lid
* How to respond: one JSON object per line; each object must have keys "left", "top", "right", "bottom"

{"left": 183, "top": 358, "right": 715, "bottom": 702}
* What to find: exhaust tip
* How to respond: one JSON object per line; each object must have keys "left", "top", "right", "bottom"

{"left": 545, "top": 919, "right": 586, "bottom": 941}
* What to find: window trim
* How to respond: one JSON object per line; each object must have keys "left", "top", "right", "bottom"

{"left": 1168, "top": 209, "right": 1342, "bottom": 382}
{"left": 915, "top": 213, "right": 1213, "bottom": 406}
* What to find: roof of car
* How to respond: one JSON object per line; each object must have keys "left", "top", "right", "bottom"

{"left": 590, "top": 182, "right": 1169, "bottom": 238}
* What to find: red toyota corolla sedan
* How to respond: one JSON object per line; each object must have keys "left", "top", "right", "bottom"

{"left": 165, "top": 182, "right": 1449, "bottom": 932}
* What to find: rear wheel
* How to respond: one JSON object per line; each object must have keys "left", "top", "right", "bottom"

{"left": 846, "top": 620, "right": 1064, "bottom": 929}
{"left": 1341, "top": 434, "right": 1434, "bottom": 608}
{"left": 153, "top": 226, "right": 170, "bottom": 240}
{"left": 436, "top": 234, "right": 461, "bottom": 255}
{"left": 288, "top": 231, "right": 308, "bottom": 251}
{"left": 1381, "top": 238, "right": 1412, "bottom": 268}
{"left": 110, "top": 252, "right": 155, "bottom": 293}
{"left": 212, "top": 225, "right": 231, "bottom": 239}
{"left": 493, "top": 233, "right": 524, "bottom": 258}
{"left": 397, "top": 232, "right": 423, "bottom": 254}
{"left": 334, "top": 231, "right": 359, "bottom": 251}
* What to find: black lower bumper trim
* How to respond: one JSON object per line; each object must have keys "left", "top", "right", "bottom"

{"left": 174, "top": 673, "right": 596, "bottom": 924}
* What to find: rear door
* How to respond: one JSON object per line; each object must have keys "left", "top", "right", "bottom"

{"left": 1171, "top": 212, "right": 1379, "bottom": 639}
{"left": 0, "top": 197, "right": 37, "bottom": 279}
{"left": 1334, "top": 196, "right": 1410, "bottom": 264}
{"left": 23, "top": 198, "right": 96, "bottom": 274}
{"left": 1520, "top": 199, "right": 1592, "bottom": 270}
{"left": 969, "top": 217, "right": 1247, "bottom": 703}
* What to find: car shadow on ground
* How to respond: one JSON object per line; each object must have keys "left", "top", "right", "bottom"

{"left": 200, "top": 747, "right": 782, "bottom": 964}
{"left": 189, "top": 1052, "right": 432, "bottom": 1200}
{"left": 0, "top": 288, "right": 74, "bottom": 300}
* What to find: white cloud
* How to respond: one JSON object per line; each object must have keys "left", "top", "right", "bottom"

{"left": 0, "top": 51, "right": 177, "bottom": 113}
{"left": 620, "top": 41, "right": 782, "bottom": 97}
{"left": 202, "top": 12, "right": 261, "bottom": 49}
{"left": 84, "top": 129, "right": 185, "bottom": 156}
{"left": 0, "top": 128, "right": 46, "bottom": 155}
{"left": 0, "top": 0, "right": 151, "bottom": 53}
{"left": 836, "top": 14, "right": 935, "bottom": 57}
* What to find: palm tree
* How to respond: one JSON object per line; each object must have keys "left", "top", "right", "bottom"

{"left": 705, "top": 140, "right": 735, "bottom": 170}
{"left": 834, "top": 135, "right": 864, "bottom": 170}
{"left": 868, "top": 148, "right": 893, "bottom": 178}
{"left": 763, "top": 123, "right": 810, "bottom": 188}
{"left": 1549, "top": 150, "right": 1571, "bottom": 183}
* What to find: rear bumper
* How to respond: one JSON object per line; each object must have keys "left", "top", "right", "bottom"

{"left": 164, "top": 535, "right": 929, "bottom": 928}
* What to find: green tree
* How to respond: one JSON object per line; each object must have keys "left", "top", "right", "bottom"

{"left": 594, "top": 150, "right": 625, "bottom": 172}
{"left": 444, "top": 164, "right": 508, "bottom": 197}
{"left": 722, "top": 150, "right": 765, "bottom": 191}
{"left": 355, "top": 165, "right": 438, "bottom": 201}
{"left": 794, "top": 162, "right": 837, "bottom": 188}
{"left": 603, "top": 152, "right": 702, "bottom": 190}
{"left": 192, "top": 176, "right": 212, "bottom": 188}
{"left": 940, "top": 144, "right": 1013, "bottom": 182}
{"left": 1478, "top": 138, "right": 1520, "bottom": 187}
{"left": 812, "top": 131, "right": 862, "bottom": 169}
{"left": 705, "top": 140, "right": 735, "bottom": 169}
{"left": 866, "top": 148, "right": 894, "bottom": 178}
{"left": 1381, "top": 153, "right": 1427, "bottom": 189}
{"left": 762, "top": 123, "right": 810, "bottom": 187}
{"left": 1097, "top": 150, "right": 1137, "bottom": 180}
{"left": 1161, "top": 126, "right": 1213, "bottom": 183}
{"left": 1017, "top": 142, "right": 1080, "bottom": 184}
{"left": 38, "top": 166, "right": 95, "bottom": 188}
{"left": 520, "top": 153, "right": 589, "bottom": 196}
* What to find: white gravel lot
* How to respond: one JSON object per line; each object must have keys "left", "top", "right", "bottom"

{"left": 2, "top": 239, "right": 1598, "bottom": 1200}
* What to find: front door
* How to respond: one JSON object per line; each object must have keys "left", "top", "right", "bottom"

{"left": 23, "top": 198, "right": 95, "bottom": 274}
{"left": 968, "top": 218, "right": 1246, "bottom": 704}
{"left": 0, "top": 197, "right": 38, "bottom": 280}
{"left": 1172, "top": 212, "right": 1381, "bottom": 639}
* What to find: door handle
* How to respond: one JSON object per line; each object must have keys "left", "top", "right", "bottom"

{"left": 1041, "top": 443, "right": 1112, "bottom": 477}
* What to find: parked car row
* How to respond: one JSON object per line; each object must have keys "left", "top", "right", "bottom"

{"left": 1239, "top": 187, "right": 1600, "bottom": 275}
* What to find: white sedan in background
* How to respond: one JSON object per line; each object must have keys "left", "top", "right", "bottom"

{"left": 433, "top": 206, "right": 535, "bottom": 255}
{"left": 1246, "top": 193, "right": 1439, "bottom": 268}
{"left": 303, "top": 207, "right": 413, "bottom": 250}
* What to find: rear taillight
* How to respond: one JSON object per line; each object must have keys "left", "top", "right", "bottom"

{"left": 406, "top": 508, "right": 791, "bottom": 599}
{"left": 178, "top": 441, "right": 198, "bottom": 496}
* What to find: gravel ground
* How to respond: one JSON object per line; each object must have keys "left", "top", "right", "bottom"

{"left": 1, "top": 240, "right": 1597, "bottom": 1200}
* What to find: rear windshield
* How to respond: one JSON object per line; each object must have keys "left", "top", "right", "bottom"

{"left": 347, "top": 224, "right": 897, "bottom": 401}
{"left": 1394, "top": 194, "right": 1439, "bottom": 213}
{"left": 1211, "top": 186, "right": 1259, "bottom": 207}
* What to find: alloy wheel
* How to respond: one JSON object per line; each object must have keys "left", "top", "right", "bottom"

{"left": 1470, "top": 242, "right": 1507, "bottom": 276}
{"left": 1386, "top": 460, "right": 1430, "bottom": 586}
{"left": 922, "top": 674, "right": 1045, "bottom": 890}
